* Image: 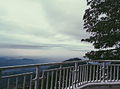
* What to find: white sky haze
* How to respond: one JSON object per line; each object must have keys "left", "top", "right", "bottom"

{"left": 0, "top": 0, "right": 94, "bottom": 59}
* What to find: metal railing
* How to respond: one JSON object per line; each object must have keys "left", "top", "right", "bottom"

{"left": 0, "top": 60, "right": 120, "bottom": 89}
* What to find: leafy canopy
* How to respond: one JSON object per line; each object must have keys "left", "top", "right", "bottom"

{"left": 82, "top": 0, "right": 120, "bottom": 60}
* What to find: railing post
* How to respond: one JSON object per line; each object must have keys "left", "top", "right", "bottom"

{"left": 86, "top": 62, "right": 89, "bottom": 83}
{"left": 74, "top": 62, "right": 78, "bottom": 88}
{"left": 41, "top": 71, "right": 45, "bottom": 89}
{"left": 117, "top": 65, "right": 119, "bottom": 81}
{"left": 29, "top": 75, "right": 33, "bottom": 89}
{"left": 59, "top": 65, "right": 62, "bottom": 89}
{"left": 34, "top": 66, "right": 40, "bottom": 89}
{"left": 102, "top": 62, "right": 106, "bottom": 82}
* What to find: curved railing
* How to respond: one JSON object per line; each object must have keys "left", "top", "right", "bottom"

{"left": 0, "top": 60, "right": 120, "bottom": 89}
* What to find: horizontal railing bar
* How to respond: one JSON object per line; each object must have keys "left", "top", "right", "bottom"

{"left": 1, "top": 60, "right": 120, "bottom": 89}
{"left": 2, "top": 72, "right": 33, "bottom": 79}
{"left": 44, "top": 66, "right": 74, "bottom": 72}
{"left": 78, "top": 64, "right": 100, "bottom": 66}
{"left": 0, "top": 60, "right": 120, "bottom": 70}
{"left": 0, "top": 60, "right": 85, "bottom": 70}
{"left": 108, "top": 64, "right": 120, "bottom": 66}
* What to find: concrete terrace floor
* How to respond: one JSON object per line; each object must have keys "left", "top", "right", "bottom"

{"left": 76, "top": 82, "right": 120, "bottom": 89}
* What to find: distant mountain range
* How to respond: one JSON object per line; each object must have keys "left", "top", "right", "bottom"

{"left": 0, "top": 57, "right": 83, "bottom": 74}
{"left": 0, "top": 57, "right": 83, "bottom": 89}
{"left": 0, "top": 57, "right": 53, "bottom": 75}
{"left": 0, "top": 57, "right": 84, "bottom": 67}
{"left": 0, "top": 57, "right": 50, "bottom": 67}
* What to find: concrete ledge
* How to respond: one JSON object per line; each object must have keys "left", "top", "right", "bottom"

{"left": 77, "top": 82, "right": 120, "bottom": 89}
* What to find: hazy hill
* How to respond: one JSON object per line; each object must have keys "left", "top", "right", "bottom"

{"left": 0, "top": 57, "right": 50, "bottom": 67}
{"left": 48, "top": 57, "right": 84, "bottom": 69}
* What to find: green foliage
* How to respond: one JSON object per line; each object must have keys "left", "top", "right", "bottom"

{"left": 82, "top": 0, "right": 120, "bottom": 60}
{"left": 85, "top": 48, "right": 120, "bottom": 60}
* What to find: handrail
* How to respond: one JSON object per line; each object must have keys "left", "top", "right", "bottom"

{"left": 1, "top": 60, "right": 120, "bottom": 89}
{"left": 0, "top": 60, "right": 85, "bottom": 70}
{"left": 0, "top": 60, "right": 120, "bottom": 70}
{"left": 2, "top": 72, "right": 33, "bottom": 78}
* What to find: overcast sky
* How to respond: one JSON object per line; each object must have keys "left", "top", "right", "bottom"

{"left": 0, "top": 0, "right": 94, "bottom": 60}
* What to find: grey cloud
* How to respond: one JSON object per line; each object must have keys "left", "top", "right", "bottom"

{"left": 0, "top": 0, "right": 93, "bottom": 58}
{"left": 40, "top": 0, "right": 89, "bottom": 40}
{"left": 0, "top": 44, "right": 62, "bottom": 49}
{"left": 0, "top": 43, "right": 92, "bottom": 52}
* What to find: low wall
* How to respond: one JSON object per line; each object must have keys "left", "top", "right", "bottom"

{"left": 79, "top": 82, "right": 120, "bottom": 89}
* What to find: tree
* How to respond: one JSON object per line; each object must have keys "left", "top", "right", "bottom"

{"left": 82, "top": 0, "right": 120, "bottom": 60}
